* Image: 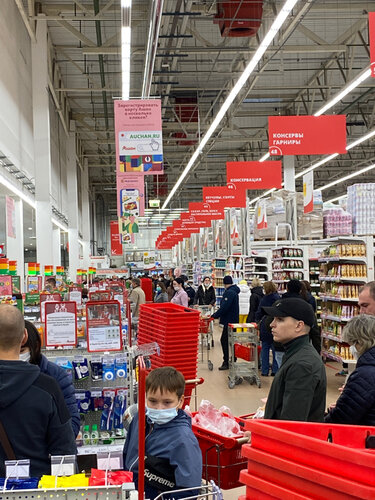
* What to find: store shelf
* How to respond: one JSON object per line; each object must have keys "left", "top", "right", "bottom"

{"left": 318, "top": 257, "right": 367, "bottom": 263}
{"left": 320, "top": 314, "right": 350, "bottom": 322}
{"left": 272, "top": 268, "right": 304, "bottom": 272}
{"left": 319, "top": 276, "right": 367, "bottom": 283}
{"left": 321, "top": 350, "right": 352, "bottom": 363}
{"left": 273, "top": 257, "right": 304, "bottom": 262}
{"left": 319, "top": 295, "right": 359, "bottom": 302}
{"left": 321, "top": 333, "right": 346, "bottom": 343}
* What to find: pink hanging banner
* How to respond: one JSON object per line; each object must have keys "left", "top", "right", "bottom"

{"left": 114, "top": 99, "right": 163, "bottom": 175}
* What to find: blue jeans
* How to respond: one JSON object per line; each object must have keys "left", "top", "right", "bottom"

{"left": 274, "top": 350, "right": 284, "bottom": 369}
{"left": 261, "top": 340, "right": 278, "bottom": 375}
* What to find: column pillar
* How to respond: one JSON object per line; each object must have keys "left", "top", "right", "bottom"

{"left": 52, "top": 228, "right": 61, "bottom": 267}
{"left": 67, "top": 130, "right": 79, "bottom": 282}
{"left": 32, "top": 18, "right": 53, "bottom": 267}
{"left": 81, "top": 158, "right": 91, "bottom": 268}
{"left": 6, "top": 198, "right": 24, "bottom": 288}
{"left": 283, "top": 156, "right": 296, "bottom": 191}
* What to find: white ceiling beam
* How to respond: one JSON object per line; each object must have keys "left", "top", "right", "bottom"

{"left": 14, "top": 0, "right": 36, "bottom": 42}
{"left": 56, "top": 20, "right": 96, "bottom": 47}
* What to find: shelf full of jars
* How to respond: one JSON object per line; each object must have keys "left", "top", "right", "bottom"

{"left": 271, "top": 247, "right": 304, "bottom": 294}
{"left": 318, "top": 239, "right": 367, "bottom": 363}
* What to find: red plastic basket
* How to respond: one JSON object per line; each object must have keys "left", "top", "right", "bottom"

{"left": 245, "top": 419, "right": 375, "bottom": 486}
{"left": 191, "top": 413, "right": 247, "bottom": 489}
{"left": 234, "top": 343, "right": 255, "bottom": 361}
{"left": 242, "top": 446, "right": 374, "bottom": 500}
{"left": 240, "top": 472, "right": 313, "bottom": 500}
{"left": 199, "top": 318, "right": 211, "bottom": 334}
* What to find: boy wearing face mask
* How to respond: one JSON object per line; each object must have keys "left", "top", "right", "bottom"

{"left": 123, "top": 366, "right": 202, "bottom": 499}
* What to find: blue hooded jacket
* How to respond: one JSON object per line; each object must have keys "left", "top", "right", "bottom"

{"left": 212, "top": 284, "right": 240, "bottom": 326}
{"left": 325, "top": 346, "right": 375, "bottom": 425}
{"left": 123, "top": 409, "right": 202, "bottom": 499}
{"left": 39, "top": 354, "right": 80, "bottom": 437}
{"left": 255, "top": 292, "right": 281, "bottom": 343}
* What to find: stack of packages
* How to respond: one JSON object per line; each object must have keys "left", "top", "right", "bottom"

{"left": 239, "top": 419, "right": 375, "bottom": 500}
{"left": 347, "top": 183, "right": 375, "bottom": 235}
{"left": 297, "top": 190, "right": 324, "bottom": 240}
{"left": 137, "top": 302, "right": 200, "bottom": 380}
{"left": 323, "top": 207, "right": 352, "bottom": 237}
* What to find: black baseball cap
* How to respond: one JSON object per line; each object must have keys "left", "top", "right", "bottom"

{"left": 262, "top": 298, "right": 315, "bottom": 327}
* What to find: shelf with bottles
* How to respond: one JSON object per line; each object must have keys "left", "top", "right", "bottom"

{"left": 321, "top": 338, "right": 356, "bottom": 363}
{"left": 44, "top": 347, "right": 133, "bottom": 448}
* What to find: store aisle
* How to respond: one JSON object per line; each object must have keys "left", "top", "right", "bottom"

{"left": 193, "top": 322, "right": 345, "bottom": 500}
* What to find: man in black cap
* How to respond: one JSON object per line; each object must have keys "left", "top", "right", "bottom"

{"left": 262, "top": 298, "right": 326, "bottom": 421}
{"left": 211, "top": 276, "right": 240, "bottom": 370}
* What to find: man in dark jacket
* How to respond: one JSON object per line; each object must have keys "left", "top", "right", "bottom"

{"left": 247, "top": 279, "right": 264, "bottom": 323}
{"left": 0, "top": 305, "right": 76, "bottom": 477}
{"left": 211, "top": 276, "right": 240, "bottom": 370}
{"left": 262, "top": 298, "right": 327, "bottom": 421}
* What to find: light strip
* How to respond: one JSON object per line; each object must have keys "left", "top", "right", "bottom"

{"left": 326, "top": 194, "right": 347, "bottom": 203}
{"left": 52, "top": 217, "right": 68, "bottom": 232}
{"left": 0, "top": 174, "right": 36, "bottom": 209}
{"left": 121, "top": 0, "right": 132, "bottom": 100}
{"left": 259, "top": 152, "right": 270, "bottom": 163}
{"left": 320, "top": 163, "right": 375, "bottom": 192}
{"left": 162, "top": 0, "right": 300, "bottom": 209}
{"left": 314, "top": 67, "right": 371, "bottom": 116}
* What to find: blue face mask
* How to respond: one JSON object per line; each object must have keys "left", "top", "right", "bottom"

{"left": 156, "top": 286, "right": 161, "bottom": 292}
{"left": 146, "top": 405, "right": 178, "bottom": 425}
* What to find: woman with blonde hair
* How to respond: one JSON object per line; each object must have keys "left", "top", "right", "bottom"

{"left": 325, "top": 314, "right": 375, "bottom": 425}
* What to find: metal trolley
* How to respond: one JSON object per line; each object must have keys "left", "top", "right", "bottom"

{"left": 227, "top": 323, "right": 261, "bottom": 389}
{"left": 196, "top": 305, "right": 214, "bottom": 371}
{"left": 154, "top": 481, "right": 223, "bottom": 500}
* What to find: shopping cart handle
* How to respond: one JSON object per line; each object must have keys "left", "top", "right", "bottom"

{"left": 185, "top": 377, "right": 204, "bottom": 385}
{"left": 236, "top": 436, "right": 250, "bottom": 445}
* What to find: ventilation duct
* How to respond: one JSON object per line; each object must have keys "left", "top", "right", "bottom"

{"left": 214, "top": 0, "right": 264, "bottom": 37}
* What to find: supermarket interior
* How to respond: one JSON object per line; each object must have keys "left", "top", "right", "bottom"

{"left": 2, "top": 0, "right": 375, "bottom": 499}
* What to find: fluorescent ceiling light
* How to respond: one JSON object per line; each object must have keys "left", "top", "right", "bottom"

{"left": 259, "top": 153, "right": 270, "bottom": 163}
{"left": 162, "top": 0, "right": 300, "bottom": 209}
{"left": 314, "top": 67, "right": 371, "bottom": 116}
{"left": 320, "top": 163, "right": 375, "bottom": 192}
{"left": 52, "top": 217, "right": 68, "bottom": 232}
{"left": 249, "top": 188, "right": 276, "bottom": 205}
{"left": 121, "top": 0, "right": 132, "bottom": 100}
{"left": 326, "top": 194, "right": 347, "bottom": 203}
{"left": 0, "top": 174, "right": 36, "bottom": 209}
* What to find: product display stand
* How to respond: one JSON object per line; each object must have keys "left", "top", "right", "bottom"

{"left": 271, "top": 247, "right": 305, "bottom": 294}
{"left": 243, "top": 252, "right": 269, "bottom": 283}
{"left": 319, "top": 237, "right": 367, "bottom": 363}
{"left": 212, "top": 258, "right": 226, "bottom": 307}
{"left": 193, "top": 260, "right": 213, "bottom": 286}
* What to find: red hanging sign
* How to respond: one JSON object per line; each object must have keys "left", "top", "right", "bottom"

{"left": 370, "top": 13, "right": 375, "bottom": 77}
{"left": 189, "top": 202, "right": 224, "bottom": 220}
{"left": 268, "top": 115, "right": 347, "bottom": 156}
{"left": 202, "top": 186, "right": 247, "bottom": 209}
{"left": 110, "top": 220, "right": 123, "bottom": 256}
{"left": 226, "top": 161, "right": 282, "bottom": 190}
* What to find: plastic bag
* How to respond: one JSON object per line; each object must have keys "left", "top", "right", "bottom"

{"left": 88, "top": 469, "right": 133, "bottom": 486}
{"left": 192, "top": 400, "right": 243, "bottom": 437}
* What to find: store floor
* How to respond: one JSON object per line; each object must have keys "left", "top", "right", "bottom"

{"left": 193, "top": 323, "right": 345, "bottom": 500}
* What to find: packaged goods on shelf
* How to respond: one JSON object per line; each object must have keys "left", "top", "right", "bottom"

{"left": 323, "top": 207, "right": 352, "bottom": 237}
{"left": 297, "top": 190, "right": 324, "bottom": 240}
{"left": 254, "top": 190, "right": 294, "bottom": 240}
{"left": 347, "top": 183, "right": 375, "bottom": 235}
{"left": 271, "top": 247, "right": 305, "bottom": 294}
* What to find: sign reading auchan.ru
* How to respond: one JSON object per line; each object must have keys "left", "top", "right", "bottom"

{"left": 268, "top": 115, "right": 346, "bottom": 156}
{"left": 114, "top": 99, "right": 163, "bottom": 174}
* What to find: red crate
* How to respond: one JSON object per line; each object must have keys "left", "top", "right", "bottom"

{"left": 242, "top": 446, "right": 374, "bottom": 499}
{"left": 191, "top": 413, "right": 247, "bottom": 489}
{"left": 245, "top": 420, "right": 375, "bottom": 486}
{"left": 139, "top": 302, "right": 200, "bottom": 319}
{"left": 234, "top": 343, "right": 255, "bottom": 361}
{"left": 240, "top": 472, "right": 313, "bottom": 500}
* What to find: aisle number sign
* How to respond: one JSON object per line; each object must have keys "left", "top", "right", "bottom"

{"left": 86, "top": 301, "right": 123, "bottom": 352}
{"left": 303, "top": 171, "right": 314, "bottom": 214}
{"left": 268, "top": 115, "right": 347, "bottom": 156}
{"left": 45, "top": 301, "right": 77, "bottom": 347}
{"left": 226, "top": 161, "right": 282, "bottom": 190}
{"left": 370, "top": 13, "right": 375, "bottom": 77}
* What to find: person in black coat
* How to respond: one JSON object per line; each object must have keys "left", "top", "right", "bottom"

{"left": 22, "top": 321, "right": 80, "bottom": 437}
{"left": 211, "top": 276, "right": 240, "bottom": 371}
{"left": 247, "top": 278, "right": 264, "bottom": 323}
{"left": 325, "top": 314, "right": 375, "bottom": 425}
{"left": 194, "top": 277, "right": 216, "bottom": 307}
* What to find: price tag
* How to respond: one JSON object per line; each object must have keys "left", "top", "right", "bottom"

{"left": 97, "top": 451, "right": 123, "bottom": 471}
{"left": 5, "top": 459, "right": 30, "bottom": 478}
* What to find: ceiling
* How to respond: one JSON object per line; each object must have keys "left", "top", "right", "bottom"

{"left": 17, "top": 0, "right": 375, "bottom": 223}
